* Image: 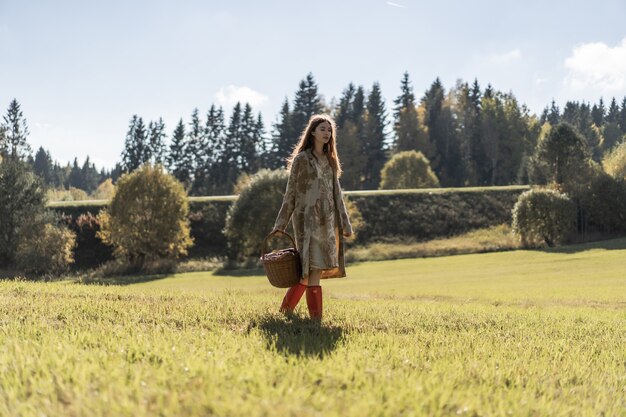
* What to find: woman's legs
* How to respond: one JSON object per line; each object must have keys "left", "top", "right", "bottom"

{"left": 305, "top": 268, "right": 323, "bottom": 319}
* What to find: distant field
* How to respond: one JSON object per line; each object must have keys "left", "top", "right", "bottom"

{"left": 1, "top": 238, "right": 625, "bottom": 416}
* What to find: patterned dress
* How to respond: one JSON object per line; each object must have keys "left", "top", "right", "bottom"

{"left": 309, "top": 154, "right": 338, "bottom": 270}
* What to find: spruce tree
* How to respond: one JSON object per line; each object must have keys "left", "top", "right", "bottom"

{"left": 186, "top": 108, "right": 205, "bottom": 179}
{"left": 455, "top": 82, "right": 479, "bottom": 185}
{"left": 269, "top": 98, "right": 293, "bottom": 169}
{"left": 362, "top": 82, "right": 388, "bottom": 189}
{"left": 392, "top": 72, "right": 427, "bottom": 154}
{"left": 239, "top": 103, "right": 260, "bottom": 173}
{"left": 1, "top": 99, "right": 31, "bottom": 160}
{"left": 291, "top": 73, "right": 323, "bottom": 137}
{"left": 121, "top": 115, "right": 147, "bottom": 172}
{"left": 393, "top": 72, "right": 416, "bottom": 120}
{"left": 33, "top": 147, "right": 53, "bottom": 185}
{"left": 147, "top": 118, "right": 167, "bottom": 165}
{"left": 167, "top": 119, "right": 191, "bottom": 186}
{"left": 68, "top": 158, "right": 84, "bottom": 190}
{"left": 591, "top": 98, "right": 605, "bottom": 127}
{"left": 81, "top": 156, "right": 100, "bottom": 193}
{"left": 547, "top": 100, "right": 560, "bottom": 125}
{"left": 422, "top": 78, "right": 462, "bottom": 185}
{"left": 218, "top": 102, "right": 244, "bottom": 193}
{"left": 192, "top": 105, "right": 226, "bottom": 195}
{"left": 606, "top": 97, "right": 619, "bottom": 123}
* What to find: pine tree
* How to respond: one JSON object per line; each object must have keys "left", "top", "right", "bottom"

{"left": 191, "top": 105, "right": 227, "bottom": 195}
{"left": 1, "top": 99, "right": 31, "bottom": 160}
{"left": 422, "top": 78, "right": 462, "bottom": 185}
{"left": 393, "top": 72, "right": 416, "bottom": 120}
{"left": 362, "top": 82, "right": 388, "bottom": 189}
{"left": 606, "top": 97, "right": 619, "bottom": 123}
{"left": 121, "top": 115, "right": 147, "bottom": 172}
{"left": 547, "top": 100, "right": 560, "bottom": 125}
{"left": 291, "top": 73, "right": 323, "bottom": 137}
{"left": 239, "top": 103, "right": 260, "bottom": 173}
{"left": 255, "top": 113, "right": 269, "bottom": 169}
{"left": 392, "top": 72, "right": 427, "bottom": 154}
{"left": 455, "top": 81, "right": 479, "bottom": 185}
{"left": 562, "top": 101, "right": 579, "bottom": 126}
{"left": 268, "top": 98, "right": 293, "bottom": 169}
{"left": 81, "top": 156, "right": 100, "bottom": 193}
{"left": 335, "top": 83, "right": 356, "bottom": 129}
{"left": 591, "top": 98, "right": 605, "bottom": 127}
{"left": 189, "top": 109, "right": 206, "bottom": 174}
{"left": 33, "top": 147, "right": 53, "bottom": 185}
{"left": 480, "top": 93, "right": 505, "bottom": 185}
{"left": 68, "top": 158, "right": 84, "bottom": 190}
{"left": 167, "top": 119, "right": 191, "bottom": 186}
{"left": 217, "top": 102, "right": 244, "bottom": 193}
{"left": 204, "top": 105, "right": 225, "bottom": 168}
{"left": 336, "top": 120, "right": 365, "bottom": 190}
{"left": 334, "top": 83, "right": 367, "bottom": 189}
{"left": 147, "top": 118, "right": 167, "bottom": 165}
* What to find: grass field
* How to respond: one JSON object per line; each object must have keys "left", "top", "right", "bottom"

{"left": 1, "top": 238, "right": 625, "bottom": 416}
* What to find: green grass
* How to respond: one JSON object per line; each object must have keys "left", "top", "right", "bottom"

{"left": 1, "top": 238, "right": 625, "bottom": 416}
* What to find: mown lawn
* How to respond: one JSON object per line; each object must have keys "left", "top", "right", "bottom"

{"left": 1, "top": 238, "right": 625, "bottom": 416}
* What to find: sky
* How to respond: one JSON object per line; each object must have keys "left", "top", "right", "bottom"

{"left": 1, "top": 0, "right": 626, "bottom": 170}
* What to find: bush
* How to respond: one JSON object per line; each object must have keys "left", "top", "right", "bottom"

{"left": 512, "top": 188, "right": 576, "bottom": 247}
{"left": 187, "top": 200, "right": 232, "bottom": 258}
{"left": 15, "top": 222, "right": 76, "bottom": 276}
{"left": 92, "top": 179, "right": 115, "bottom": 200}
{"left": 380, "top": 151, "right": 440, "bottom": 189}
{"left": 602, "top": 140, "right": 626, "bottom": 180}
{"left": 46, "top": 187, "right": 90, "bottom": 202}
{"left": 579, "top": 170, "right": 626, "bottom": 234}
{"left": 67, "top": 212, "right": 114, "bottom": 268}
{"left": 224, "top": 169, "right": 289, "bottom": 259}
{"left": 97, "top": 165, "right": 193, "bottom": 265}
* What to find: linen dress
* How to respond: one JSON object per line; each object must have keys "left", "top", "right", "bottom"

{"left": 309, "top": 155, "right": 338, "bottom": 270}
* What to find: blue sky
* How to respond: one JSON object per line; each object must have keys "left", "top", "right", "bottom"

{"left": 1, "top": 0, "right": 626, "bottom": 169}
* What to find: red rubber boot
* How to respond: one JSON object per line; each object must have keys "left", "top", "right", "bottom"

{"left": 306, "top": 285, "right": 323, "bottom": 320}
{"left": 279, "top": 283, "right": 307, "bottom": 314}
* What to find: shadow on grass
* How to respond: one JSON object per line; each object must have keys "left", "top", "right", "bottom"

{"left": 80, "top": 273, "right": 173, "bottom": 286}
{"left": 212, "top": 266, "right": 265, "bottom": 277}
{"left": 539, "top": 236, "right": 626, "bottom": 254}
{"left": 253, "top": 314, "right": 343, "bottom": 358}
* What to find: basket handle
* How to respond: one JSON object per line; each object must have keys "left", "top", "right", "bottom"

{"left": 261, "top": 230, "right": 297, "bottom": 258}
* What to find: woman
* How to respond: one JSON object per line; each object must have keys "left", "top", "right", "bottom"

{"left": 272, "top": 114, "right": 353, "bottom": 320}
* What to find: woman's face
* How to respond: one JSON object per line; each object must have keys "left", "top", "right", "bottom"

{"left": 311, "top": 121, "right": 332, "bottom": 148}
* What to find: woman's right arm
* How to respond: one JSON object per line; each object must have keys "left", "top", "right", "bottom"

{"left": 273, "top": 156, "right": 301, "bottom": 232}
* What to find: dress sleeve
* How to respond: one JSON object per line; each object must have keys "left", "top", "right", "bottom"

{"left": 333, "top": 174, "right": 353, "bottom": 235}
{"left": 273, "top": 156, "right": 301, "bottom": 231}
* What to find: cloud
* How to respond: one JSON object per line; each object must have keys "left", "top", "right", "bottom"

{"left": 386, "top": 1, "right": 405, "bottom": 8}
{"left": 489, "top": 49, "right": 522, "bottom": 65}
{"left": 563, "top": 38, "right": 626, "bottom": 97}
{"left": 214, "top": 85, "right": 269, "bottom": 108}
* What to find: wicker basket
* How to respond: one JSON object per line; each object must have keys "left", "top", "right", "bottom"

{"left": 260, "top": 230, "right": 302, "bottom": 288}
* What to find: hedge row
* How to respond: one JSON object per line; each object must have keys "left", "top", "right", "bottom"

{"left": 49, "top": 186, "right": 529, "bottom": 268}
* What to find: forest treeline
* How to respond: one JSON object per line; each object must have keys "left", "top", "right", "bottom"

{"left": 2, "top": 71, "right": 626, "bottom": 196}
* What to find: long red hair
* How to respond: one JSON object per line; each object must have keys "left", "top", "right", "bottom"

{"left": 286, "top": 114, "right": 342, "bottom": 177}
